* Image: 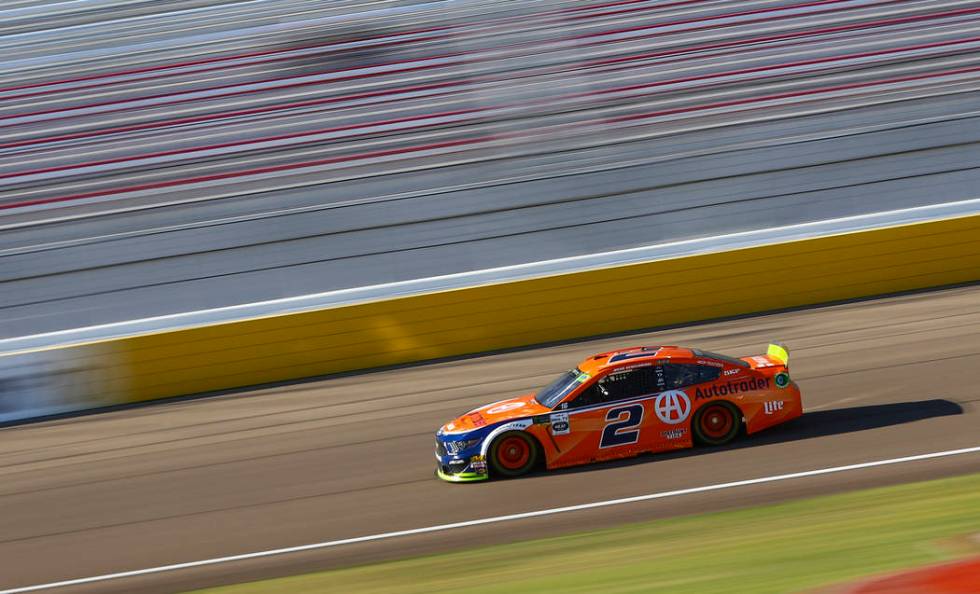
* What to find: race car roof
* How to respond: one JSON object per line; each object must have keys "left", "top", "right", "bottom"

{"left": 577, "top": 345, "right": 695, "bottom": 374}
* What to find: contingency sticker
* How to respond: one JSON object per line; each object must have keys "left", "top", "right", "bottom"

{"left": 654, "top": 390, "right": 691, "bottom": 424}
{"left": 550, "top": 412, "right": 570, "bottom": 435}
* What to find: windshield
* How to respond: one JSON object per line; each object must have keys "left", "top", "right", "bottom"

{"left": 535, "top": 368, "right": 588, "bottom": 408}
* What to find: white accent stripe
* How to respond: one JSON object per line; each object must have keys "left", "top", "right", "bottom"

{"left": 3, "top": 198, "right": 979, "bottom": 354}
{"left": 3, "top": 445, "right": 979, "bottom": 593}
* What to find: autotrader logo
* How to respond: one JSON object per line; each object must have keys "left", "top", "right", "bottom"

{"left": 654, "top": 390, "right": 691, "bottom": 424}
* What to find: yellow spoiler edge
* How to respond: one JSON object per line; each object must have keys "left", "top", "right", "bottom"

{"left": 767, "top": 342, "right": 790, "bottom": 366}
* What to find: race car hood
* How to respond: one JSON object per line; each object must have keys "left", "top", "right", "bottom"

{"left": 441, "top": 393, "right": 549, "bottom": 434}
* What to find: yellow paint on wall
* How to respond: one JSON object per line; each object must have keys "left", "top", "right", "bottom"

{"left": 10, "top": 215, "right": 980, "bottom": 406}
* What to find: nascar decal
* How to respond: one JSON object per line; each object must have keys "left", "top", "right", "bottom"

{"left": 654, "top": 390, "right": 691, "bottom": 424}
{"left": 774, "top": 372, "right": 791, "bottom": 388}
{"left": 695, "top": 377, "right": 770, "bottom": 399}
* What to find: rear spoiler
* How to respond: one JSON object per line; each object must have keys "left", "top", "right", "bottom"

{"left": 767, "top": 342, "right": 789, "bottom": 367}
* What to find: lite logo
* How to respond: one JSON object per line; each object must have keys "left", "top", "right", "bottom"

{"left": 764, "top": 400, "right": 784, "bottom": 415}
{"left": 654, "top": 390, "right": 691, "bottom": 424}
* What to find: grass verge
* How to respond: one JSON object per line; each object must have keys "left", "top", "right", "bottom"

{"left": 189, "top": 473, "right": 980, "bottom": 594}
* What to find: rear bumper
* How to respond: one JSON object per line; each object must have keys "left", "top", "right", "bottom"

{"left": 745, "top": 381, "right": 804, "bottom": 434}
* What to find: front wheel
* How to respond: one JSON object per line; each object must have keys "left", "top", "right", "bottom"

{"left": 488, "top": 431, "right": 538, "bottom": 478}
{"left": 693, "top": 402, "right": 741, "bottom": 446}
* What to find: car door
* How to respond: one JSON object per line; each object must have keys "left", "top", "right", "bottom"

{"left": 643, "top": 362, "right": 721, "bottom": 449}
{"left": 547, "top": 365, "right": 663, "bottom": 467}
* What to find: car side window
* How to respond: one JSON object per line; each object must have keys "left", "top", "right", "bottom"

{"left": 571, "top": 367, "right": 659, "bottom": 407}
{"left": 696, "top": 365, "right": 722, "bottom": 383}
{"left": 570, "top": 383, "right": 605, "bottom": 408}
{"left": 662, "top": 363, "right": 720, "bottom": 389}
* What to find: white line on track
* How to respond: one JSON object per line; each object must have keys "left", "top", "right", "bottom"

{"left": 3, "top": 445, "right": 979, "bottom": 593}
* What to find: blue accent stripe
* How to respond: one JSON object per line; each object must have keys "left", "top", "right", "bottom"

{"left": 608, "top": 349, "right": 659, "bottom": 363}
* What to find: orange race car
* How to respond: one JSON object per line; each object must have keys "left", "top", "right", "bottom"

{"left": 435, "top": 343, "right": 802, "bottom": 482}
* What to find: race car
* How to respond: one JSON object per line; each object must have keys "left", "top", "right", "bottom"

{"left": 435, "top": 343, "right": 801, "bottom": 482}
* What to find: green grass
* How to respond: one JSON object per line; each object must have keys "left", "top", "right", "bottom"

{"left": 190, "top": 473, "right": 980, "bottom": 594}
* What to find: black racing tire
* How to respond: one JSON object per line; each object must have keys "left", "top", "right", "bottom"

{"left": 692, "top": 401, "right": 742, "bottom": 446}
{"left": 488, "top": 431, "right": 539, "bottom": 478}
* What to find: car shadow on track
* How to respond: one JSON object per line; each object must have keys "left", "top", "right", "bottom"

{"left": 536, "top": 398, "right": 964, "bottom": 479}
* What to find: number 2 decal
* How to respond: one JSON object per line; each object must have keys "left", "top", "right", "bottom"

{"left": 600, "top": 404, "right": 644, "bottom": 448}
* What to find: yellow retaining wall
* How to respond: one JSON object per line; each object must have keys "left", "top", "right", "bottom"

{"left": 19, "top": 214, "right": 980, "bottom": 406}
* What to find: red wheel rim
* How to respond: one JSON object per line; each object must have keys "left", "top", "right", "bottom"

{"left": 496, "top": 436, "right": 530, "bottom": 470}
{"left": 700, "top": 404, "right": 734, "bottom": 439}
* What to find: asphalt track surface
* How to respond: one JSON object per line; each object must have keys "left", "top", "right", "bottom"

{"left": 1, "top": 284, "right": 978, "bottom": 593}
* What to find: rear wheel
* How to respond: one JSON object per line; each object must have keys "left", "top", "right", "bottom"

{"left": 488, "top": 431, "right": 538, "bottom": 478}
{"left": 693, "top": 402, "right": 741, "bottom": 446}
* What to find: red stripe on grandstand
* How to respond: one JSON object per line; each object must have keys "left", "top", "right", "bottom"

{"left": 0, "top": 26, "right": 452, "bottom": 95}
{"left": 0, "top": 0, "right": 692, "bottom": 96}
{"left": 4, "top": 0, "right": 955, "bottom": 128}
{"left": 573, "top": 0, "right": 904, "bottom": 39}
{"left": 3, "top": 64, "right": 974, "bottom": 211}
{"left": 564, "top": 0, "right": 705, "bottom": 14}
{"left": 0, "top": 53, "right": 468, "bottom": 125}
{"left": 0, "top": 136, "right": 491, "bottom": 210}
{"left": 0, "top": 39, "right": 719, "bottom": 149}
{"left": 0, "top": 30, "right": 756, "bottom": 148}
{"left": 2, "top": 34, "right": 451, "bottom": 103}
{"left": 582, "top": 36, "right": 980, "bottom": 97}
{"left": 582, "top": 6, "right": 980, "bottom": 67}
{"left": 0, "top": 0, "right": 672, "bottom": 101}
{"left": 0, "top": 109, "right": 482, "bottom": 180}
{"left": 608, "top": 64, "right": 980, "bottom": 125}
{"left": 576, "top": 0, "right": 894, "bottom": 23}
{"left": 0, "top": 80, "right": 468, "bottom": 150}
{"left": 5, "top": 35, "right": 975, "bottom": 177}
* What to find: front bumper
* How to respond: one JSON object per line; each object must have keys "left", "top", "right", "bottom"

{"left": 435, "top": 453, "right": 489, "bottom": 482}
{"left": 436, "top": 467, "right": 488, "bottom": 482}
